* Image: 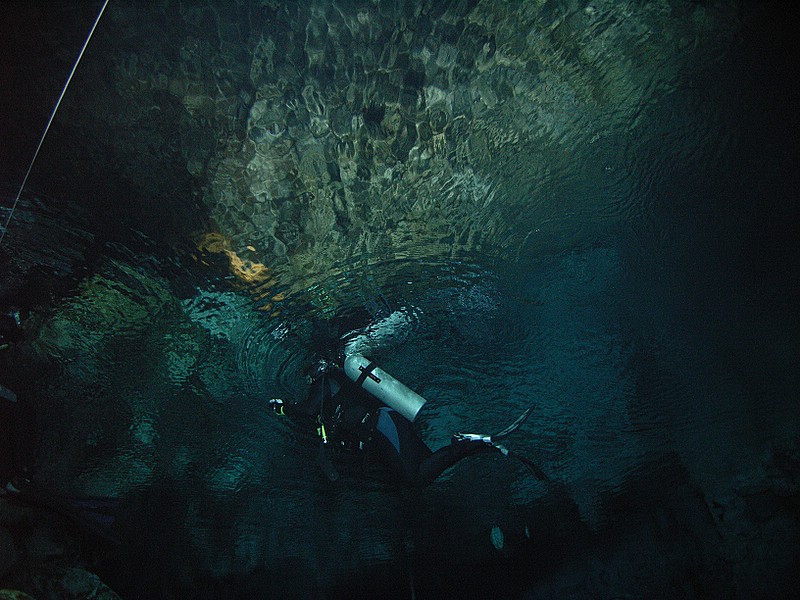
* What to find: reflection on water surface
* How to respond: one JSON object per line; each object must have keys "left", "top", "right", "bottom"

{"left": 1, "top": 1, "right": 798, "bottom": 598}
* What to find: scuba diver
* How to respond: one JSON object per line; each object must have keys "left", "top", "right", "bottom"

{"left": 1, "top": 381, "right": 120, "bottom": 541}
{"left": 1, "top": 301, "right": 121, "bottom": 542}
{"left": 0, "top": 305, "right": 23, "bottom": 351}
{"left": 268, "top": 306, "right": 548, "bottom": 486}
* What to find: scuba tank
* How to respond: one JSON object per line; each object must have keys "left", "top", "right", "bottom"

{"left": 343, "top": 354, "right": 427, "bottom": 422}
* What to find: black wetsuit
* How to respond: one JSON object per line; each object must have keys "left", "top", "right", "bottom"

{"left": 0, "top": 307, "right": 23, "bottom": 348}
{"left": 284, "top": 368, "right": 498, "bottom": 487}
{"left": 0, "top": 388, "right": 37, "bottom": 486}
{"left": 1, "top": 388, "right": 120, "bottom": 540}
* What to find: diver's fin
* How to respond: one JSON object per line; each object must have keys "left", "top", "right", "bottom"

{"left": 61, "top": 496, "right": 120, "bottom": 528}
{"left": 62, "top": 498, "right": 122, "bottom": 544}
{"left": 0, "top": 381, "right": 17, "bottom": 403}
{"left": 4, "top": 477, "right": 121, "bottom": 542}
{"left": 452, "top": 408, "right": 534, "bottom": 444}
{"left": 507, "top": 451, "right": 549, "bottom": 482}
{"left": 491, "top": 407, "right": 533, "bottom": 440}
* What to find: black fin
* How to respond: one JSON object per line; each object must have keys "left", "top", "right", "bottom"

{"left": 508, "top": 451, "right": 549, "bottom": 482}
{"left": 492, "top": 407, "right": 533, "bottom": 440}
{"left": 5, "top": 479, "right": 122, "bottom": 543}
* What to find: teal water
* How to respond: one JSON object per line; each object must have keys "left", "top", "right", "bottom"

{"left": 1, "top": 1, "right": 798, "bottom": 598}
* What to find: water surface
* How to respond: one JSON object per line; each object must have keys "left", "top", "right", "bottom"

{"left": 1, "top": 1, "right": 798, "bottom": 598}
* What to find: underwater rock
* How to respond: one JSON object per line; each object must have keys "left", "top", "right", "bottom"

{"left": 0, "top": 591, "right": 36, "bottom": 600}
{"left": 701, "top": 437, "right": 800, "bottom": 596}
{"left": 29, "top": 261, "right": 175, "bottom": 367}
{"left": 11, "top": 567, "right": 122, "bottom": 600}
{"left": 10, "top": 258, "right": 200, "bottom": 499}
{"left": 2, "top": 504, "right": 119, "bottom": 596}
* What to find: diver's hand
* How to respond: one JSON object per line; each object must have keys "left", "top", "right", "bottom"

{"left": 268, "top": 398, "right": 285, "bottom": 415}
{"left": 305, "top": 358, "right": 333, "bottom": 382}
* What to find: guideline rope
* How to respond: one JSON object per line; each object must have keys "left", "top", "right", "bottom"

{"left": 0, "top": 0, "right": 110, "bottom": 245}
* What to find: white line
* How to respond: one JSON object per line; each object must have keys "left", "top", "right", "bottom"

{"left": 0, "top": 0, "right": 110, "bottom": 245}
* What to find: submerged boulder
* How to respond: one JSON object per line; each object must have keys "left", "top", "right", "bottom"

{"left": 7, "top": 567, "right": 121, "bottom": 600}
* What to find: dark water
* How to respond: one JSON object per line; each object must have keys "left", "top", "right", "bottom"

{"left": 1, "top": 1, "right": 798, "bottom": 598}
